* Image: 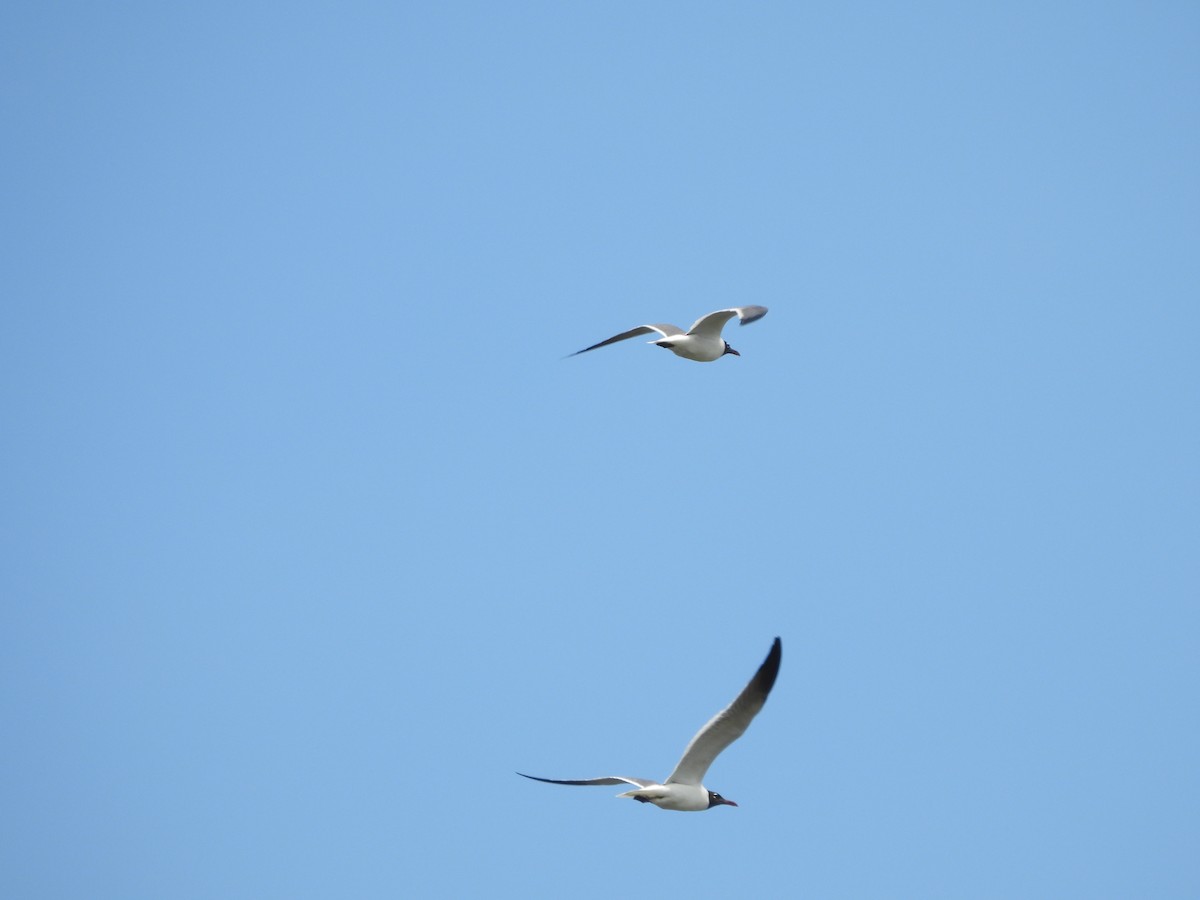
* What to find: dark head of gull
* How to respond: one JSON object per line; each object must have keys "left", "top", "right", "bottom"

{"left": 722, "top": 341, "right": 740, "bottom": 357}
{"left": 707, "top": 790, "right": 738, "bottom": 808}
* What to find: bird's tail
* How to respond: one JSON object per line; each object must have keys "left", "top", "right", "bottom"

{"left": 617, "top": 787, "right": 662, "bottom": 804}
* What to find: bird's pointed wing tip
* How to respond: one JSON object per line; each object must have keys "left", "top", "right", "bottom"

{"left": 755, "top": 637, "right": 783, "bottom": 695}
{"left": 567, "top": 324, "right": 664, "bottom": 357}
{"left": 517, "top": 773, "right": 646, "bottom": 787}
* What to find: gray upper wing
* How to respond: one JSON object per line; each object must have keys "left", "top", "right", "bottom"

{"left": 517, "top": 773, "right": 657, "bottom": 788}
{"left": 686, "top": 306, "right": 769, "bottom": 338}
{"left": 570, "top": 323, "right": 684, "bottom": 356}
{"left": 664, "top": 637, "right": 782, "bottom": 786}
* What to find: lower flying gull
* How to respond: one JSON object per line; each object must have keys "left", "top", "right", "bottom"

{"left": 570, "top": 305, "right": 768, "bottom": 362}
{"left": 519, "top": 637, "right": 782, "bottom": 811}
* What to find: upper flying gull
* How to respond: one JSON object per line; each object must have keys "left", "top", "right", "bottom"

{"left": 518, "top": 637, "right": 782, "bottom": 811}
{"left": 570, "top": 305, "right": 768, "bottom": 362}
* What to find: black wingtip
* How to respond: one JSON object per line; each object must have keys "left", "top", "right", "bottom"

{"left": 755, "top": 637, "right": 782, "bottom": 698}
{"left": 517, "top": 771, "right": 555, "bottom": 785}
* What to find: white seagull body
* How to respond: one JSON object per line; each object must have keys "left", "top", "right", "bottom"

{"left": 571, "top": 305, "right": 768, "bottom": 362}
{"left": 519, "top": 637, "right": 782, "bottom": 811}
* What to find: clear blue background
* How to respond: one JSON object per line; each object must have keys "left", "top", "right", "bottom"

{"left": 3, "top": 2, "right": 1197, "bottom": 897}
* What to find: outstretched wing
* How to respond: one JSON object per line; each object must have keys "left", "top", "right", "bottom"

{"left": 517, "top": 773, "right": 658, "bottom": 788}
{"left": 665, "top": 637, "right": 782, "bottom": 786}
{"left": 570, "top": 323, "right": 684, "bottom": 356}
{"left": 686, "top": 306, "right": 769, "bottom": 339}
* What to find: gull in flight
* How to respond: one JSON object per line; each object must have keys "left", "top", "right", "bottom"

{"left": 570, "top": 305, "right": 768, "bottom": 362}
{"left": 519, "top": 637, "right": 782, "bottom": 811}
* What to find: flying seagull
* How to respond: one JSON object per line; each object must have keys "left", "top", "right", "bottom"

{"left": 570, "top": 305, "right": 769, "bottom": 362}
{"left": 518, "top": 637, "right": 782, "bottom": 811}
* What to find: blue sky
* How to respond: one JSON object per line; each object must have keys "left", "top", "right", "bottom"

{"left": 3, "top": 2, "right": 1197, "bottom": 897}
